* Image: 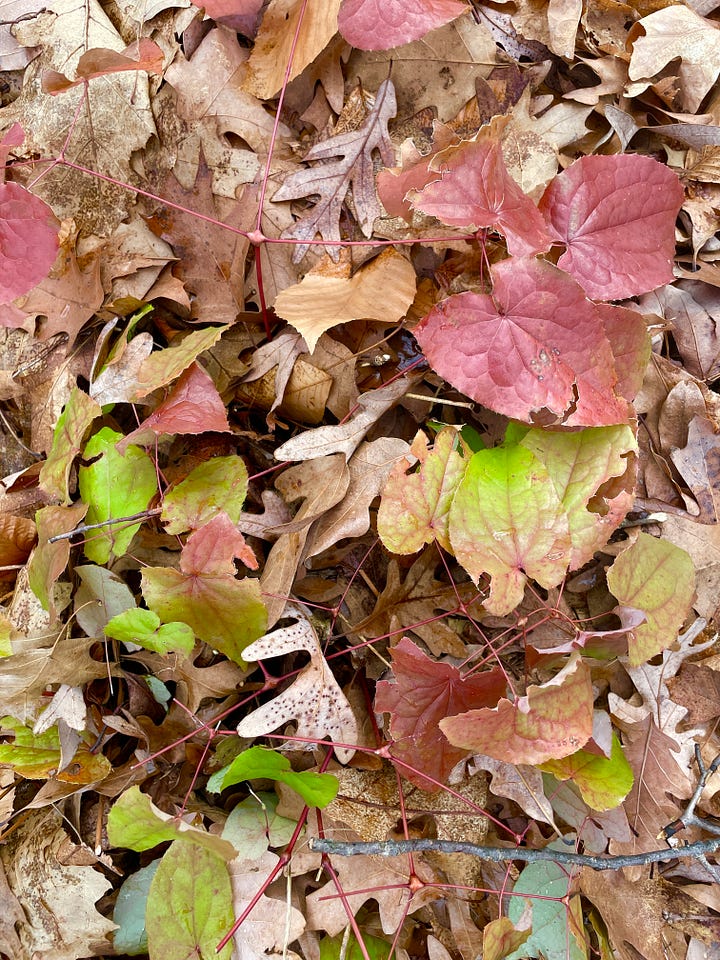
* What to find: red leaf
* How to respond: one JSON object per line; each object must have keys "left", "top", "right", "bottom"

{"left": 338, "top": 0, "right": 467, "bottom": 51}
{"left": 191, "top": 0, "right": 263, "bottom": 33}
{"left": 375, "top": 637, "right": 506, "bottom": 790}
{"left": 410, "top": 136, "right": 553, "bottom": 257}
{"left": 181, "top": 513, "right": 258, "bottom": 575}
{"left": 120, "top": 363, "right": 230, "bottom": 449}
{"left": 439, "top": 655, "right": 594, "bottom": 765}
{"left": 0, "top": 182, "right": 59, "bottom": 304}
{"left": 539, "top": 154, "right": 683, "bottom": 300}
{"left": 413, "top": 257, "right": 629, "bottom": 426}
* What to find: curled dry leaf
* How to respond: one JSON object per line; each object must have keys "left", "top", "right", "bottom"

{"left": 237, "top": 604, "right": 358, "bottom": 763}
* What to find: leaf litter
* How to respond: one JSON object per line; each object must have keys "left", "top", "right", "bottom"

{"left": 2, "top": 2, "right": 720, "bottom": 960}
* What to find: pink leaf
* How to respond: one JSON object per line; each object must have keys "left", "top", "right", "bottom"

{"left": 375, "top": 637, "right": 506, "bottom": 790}
{"left": 191, "top": 0, "right": 263, "bottom": 33}
{"left": 413, "top": 257, "right": 629, "bottom": 426}
{"left": 338, "top": 0, "right": 467, "bottom": 51}
{"left": 439, "top": 655, "right": 594, "bottom": 765}
{"left": 539, "top": 154, "right": 683, "bottom": 300}
{"left": 0, "top": 182, "right": 59, "bottom": 303}
{"left": 410, "top": 136, "right": 553, "bottom": 257}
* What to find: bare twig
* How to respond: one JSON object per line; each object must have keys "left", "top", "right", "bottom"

{"left": 47, "top": 508, "right": 162, "bottom": 542}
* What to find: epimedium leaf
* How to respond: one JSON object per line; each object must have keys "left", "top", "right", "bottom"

{"left": 439, "top": 655, "right": 594, "bottom": 765}
{"left": 39, "top": 387, "right": 102, "bottom": 505}
{"left": 27, "top": 503, "right": 88, "bottom": 616}
{"left": 78, "top": 427, "right": 158, "bottom": 565}
{"left": 145, "top": 842, "right": 234, "bottom": 960}
{"left": 161, "top": 456, "right": 249, "bottom": 535}
{"left": 538, "top": 154, "right": 684, "bottom": 300}
{"left": 0, "top": 181, "right": 59, "bottom": 303}
{"left": 377, "top": 426, "right": 468, "bottom": 555}
{"left": 0, "top": 717, "right": 111, "bottom": 783}
{"left": 107, "top": 785, "right": 237, "bottom": 859}
{"left": 104, "top": 608, "right": 195, "bottom": 656}
{"left": 141, "top": 515, "right": 267, "bottom": 666}
{"left": 207, "top": 745, "right": 339, "bottom": 808}
{"left": 448, "top": 442, "right": 570, "bottom": 615}
{"left": 540, "top": 732, "right": 634, "bottom": 812}
{"left": 482, "top": 918, "right": 532, "bottom": 960}
{"left": 374, "top": 637, "right": 506, "bottom": 790}
{"left": 119, "top": 362, "right": 230, "bottom": 450}
{"left": 410, "top": 134, "right": 553, "bottom": 257}
{"left": 413, "top": 257, "right": 629, "bottom": 427}
{"left": 220, "top": 793, "right": 295, "bottom": 859}
{"left": 113, "top": 861, "right": 160, "bottom": 957}
{"left": 129, "top": 325, "right": 228, "bottom": 401}
{"left": 606, "top": 533, "right": 696, "bottom": 666}
{"left": 337, "top": 0, "right": 467, "bottom": 50}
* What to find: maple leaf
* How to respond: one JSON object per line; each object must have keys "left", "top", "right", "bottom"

{"left": 413, "top": 257, "right": 631, "bottom": 427}
{"left": 410, "top": 134, "right": 554, "bottom": 256}
{"left": 337, "top": 0, "right": 467, "bottom": 51}
{"left": 375, "top": 637, "right": 506, "bottom": 790}
{"left": 272, "top": 79, "right": 396, "bottom": 262}
{"left": 0, "top": 182, "right": 59, "bottom": 304}
{"left": 439, "top": 655, "right": 594, "bottom": 765}
{"left": 539, "top": 154, "right": 684, "bottom": 300}
{"left": 236, "top": 605, "right": 358, "bottom": 763}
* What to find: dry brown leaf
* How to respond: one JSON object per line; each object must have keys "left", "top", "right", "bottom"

{"left": 228, "top": 851, "right": 306, "bottom": 959}
{"left": 0, "top": 807, "right": 116, "bottom": 960}
{"left": 244, "top": 0, "right": 342, "bottom": 99}
{"left": 236, "top": 603, "right": 358, "bottom": 762}
{"left": 274, "top": 249, "right": 417, "bottom": 352}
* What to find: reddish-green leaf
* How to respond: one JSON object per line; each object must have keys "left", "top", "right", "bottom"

{"left": 539, "top": 154, "right": 683, "bottom": 300}
{"left": 141, "top": 515, "right": 266, "bottom": 665}
{"left": 161, "top": 456, "right": 249, "bottom": 535}
{"left": 540, "top": 732, "right": 634, "bottom": 812}
{"left": 414, "top": 257, "right": 629, "bottom": 427}
{"left": 39, "top": 388, "right": 102, "bottom": 505}
{"left": 130, "top": 326, "right": 227, "bottom": 401}
{"left": 606, "top": 533, "right": 695, "bottom": 666}
{"left": 375, "top": 637, "right": 506, "bottom": 790}
{"left": 0, "top": 182, "right": 59, "bottom": 304}
{"left": 411, "top": 136, "right": 553, "bottom": 257}
{"left": 377, "top": 427, "right": 468, "bottom": 555}
{"left": 439, "top": 655, "right": 594, "bottom": 764}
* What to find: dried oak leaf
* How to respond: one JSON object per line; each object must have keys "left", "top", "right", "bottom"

{"left": 375, "top": 637, "right": 506, "bottom": 790}
{"left": 338, "top": 0, "right": 467, "bottom": 51}
{"left": 236, "top": 604, "right": 358, "bottom": 763}
{"left": 272, "top": 79, "right": 396, "bottom": 262}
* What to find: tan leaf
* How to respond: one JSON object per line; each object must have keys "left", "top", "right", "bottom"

{"left": 244, "top": 0, "right": 342, "bottom": 99}
{"left": 237, "top": 604, "right": 358, "bottom": 763}
{"left": 274, "top": 249, "right": 417, "bottom": 352}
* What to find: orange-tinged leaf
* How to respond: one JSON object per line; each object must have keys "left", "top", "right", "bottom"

{"left": 273, "top": 249, "right": 416, "bottom": 352}
{"left": 482, "top": 917, "right": 532, "bottom": 960}
{"left": 130, "top": 326, "right": 227, "bottom": 401}
{"left": 0, "top": 515, "right": 36, "bottom": 580}
{"left": 27, "top": 504, "right": 88, "bottom": 616}
{"left": 375, "top": 637, "right": 506, "bottom": 790}
{"left": 439, "top": 655, "right": 594, "bottom": 764}
{"left": 606, "top": 533, "right": 695, "bottom": 666}
{"left": 43, "top": 39, "right": 164, "bottom": 93}
{"left": 378, "top": 426, "right": 468, "bottom": 555}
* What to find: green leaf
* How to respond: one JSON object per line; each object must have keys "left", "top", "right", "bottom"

{"left": 221, "top": 792, "right": 296, "bottom": 859}
{"left": 208, "top": 746, "right": 338, "bottom": 808}
{"left": 107, "top": 785, "right": 236, "bottom": 859}
{"left": 161, "top": 456, "right": 249, "bottom": 534}
{"left": 506, "top": 837, "right": 588, "bottom": 960}
{"left": 39, "top": 388, "right": 101, "bottom": 504}
{"left": 146, "top": 842, "right": 234, "bottom": 960}
{"left": 78, "top": 427, "right": 158, "bottom": 564}
{"left": 113, "top": 860, "right": 160, "bottom": 956}
{"left": 105, "top": 608, "right": 195, "bottom": 655}
{"left": 448, "top": 443, "right": 570, "bottom": 615}
{"left": 319, "top": 932, "right": 394, "bottom": 960}
{"left": 606, "top": 532, "right": 696, "bottom": 666}
{"left": 539, "top": 732, "right": 634, "bottom": 811}
{"left": 0, "top": 717, "right": 111, "bottom": 783}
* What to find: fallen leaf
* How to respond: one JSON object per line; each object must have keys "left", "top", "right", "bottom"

{"left": 237, "top": 604, "right": 358, "bottom": 763}
{"left": 0, "top": 182, "right": 59, "bottom": 304}
{"left": 42, "top": 38, "right": 164, "bottom": 92}
{"left": 668, "top": 661, "right": 720, "bottom": 724}
{"left": 38, "top": 387, "right": 102, "bottom": 505}
{"left": 338, "top": 0, "right": 467, "bottom": 51}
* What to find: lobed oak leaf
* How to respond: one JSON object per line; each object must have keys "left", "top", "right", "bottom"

{"left": 273, "top": 249, "right": 416, "bottom": 353}
{"left": 237, "top": 605, "right": 358, "bottom": 763}
{"left": 0, "top": 182, "right": 59, "bottom": 304}
{"left": 272, "top": 79, "right": 396, "bottom": 262}
{"left": 439, "top": 655, "right": 594, "bottom": 765}
{"left": 375, "top": 637, "right": 506, "bottom": 790}
{"left": 338, "top": 0, "right": 467, "bottom": 50}
{"left": 606, "top": 533, "right": 695, "bottom": 666}
{"left": 377, "top": 426, "right": 468, "bottom": 555}
{"left": 410, "top": 135, "right": 554, "bottom": 256}
{"left": 538, "top": 154, "right": 683, "bottom": 300}
{"left": 413, "top": 257, "right": 629, "bottom": 427}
